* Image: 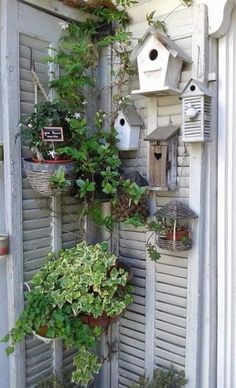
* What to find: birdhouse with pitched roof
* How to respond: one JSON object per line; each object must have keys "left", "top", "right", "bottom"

{"left": 114, "top": 105, "right": 143, "bottom": 151}
{"left": 180, "top": 78, "right": 212, "bottom": 142}
{"left": 144, "top": 125, "right": 179, "bottom": 190}
{"left": 130, "top": 27, "right": 191, "bottom": 96}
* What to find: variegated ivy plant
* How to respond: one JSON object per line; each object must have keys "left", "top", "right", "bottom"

{"left": 1, "top": 241, "right": 133, "bottom": 385}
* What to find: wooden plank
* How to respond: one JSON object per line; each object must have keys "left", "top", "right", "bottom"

{"left": 156, "top": 301, "right": 186, "bottom": 318}
{"left": 154, "top": 350, "right": 185, "bottom": 367}
{"left": 156, "top": 292, "right": 187, "bottom": 308}
{"left": 121, "top": 318, "right": 145, "bottom": 334}
{"left": 119, "top": 360, "right": 144, "bottom": 376}
{"left": 155, "top": 320, "right": 186, "bottom": 338}
{"left": 119, "top": 343, "right": 144, "bottom": 360}
{"left": 156, "top": 311, "right": 186, "bottom": 328}
{"left": 156, "top": 264, "right": 187, "bottom": 278}
{"left": 156, "top": 283, "right": 187, "bottom": 298}
{"left": 156, "top": 273, "right": 187, "bottom": 288}
{"left": 155, "top": 339, "right": 185, "bottom": 357}
{"left": 155, "top": 330, "right": 186, "bottom": 348}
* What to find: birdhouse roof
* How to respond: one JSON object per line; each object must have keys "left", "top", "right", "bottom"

{"left": 144, "top": 125, "right": 179, "bottom": 142}
{"left": 155, "top": 200, "right": 198, "bottom": 219}
{"left": 180, "top": 78, "right": 213, "bottom": 98}
{"left": 130, "top": 27, "right": 192, "bottom": 64}
{"left": 119, "top": 105, "right": 143, "bottom": 127}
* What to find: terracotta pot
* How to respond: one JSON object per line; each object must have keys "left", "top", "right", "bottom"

{"left": 0, "top": 235, "right": 8, "bottom": 256}
{"left": 0, "top": 143, "right": 3, "bottom": 161}
{"left": 32, "top": 156, "right": 72, "bottom": 164}
{"left": 165, "top": 230, "right": 189, "bottom": 241}
{"left": 80, "top": 314, "right": 118, "bottom": 328}
{"left": 36, "top": 325, "right": 49, "bottom": 337}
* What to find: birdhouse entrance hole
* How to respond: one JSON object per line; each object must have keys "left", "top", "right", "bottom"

{"left": 149, "top": 49, "right": 158, "bottom": 61}
{"left": 120, "top": 118, "right": 125, "bottom": 126}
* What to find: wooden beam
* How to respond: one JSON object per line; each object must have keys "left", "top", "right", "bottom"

{"left": 18, "top": 0, "right": 98, "bottom": 21}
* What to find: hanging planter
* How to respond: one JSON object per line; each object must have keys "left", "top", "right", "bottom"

{"left": 0, "top": 143, "right": 3, "bottom": 162}
{"left": 23, "top": 158, "right": 77, "bottom": 198}
{"left": 155, "top": 200, "right": 198, "bottom": 251}
{"left": 0, "top": 235, "right": 8, "bottom": 256}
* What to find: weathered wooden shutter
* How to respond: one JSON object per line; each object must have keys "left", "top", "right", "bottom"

{"left": 155, "top": 254, "right": 187, "bottom": 370}
{"left": 118, "top": 223, "right": 147, "bottom": 387}
{"left": 20, "top": 33, "right": 55, "bottom": 387}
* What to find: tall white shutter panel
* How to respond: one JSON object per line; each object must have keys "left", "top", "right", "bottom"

{"left": 155, "top": 255, "right": 187, "bottom": 370}
{"left": 20, "top": 33, "right": 54, "bottom": 387}
{"left": 118, "top": 224, "right": 146, "bottom": 388}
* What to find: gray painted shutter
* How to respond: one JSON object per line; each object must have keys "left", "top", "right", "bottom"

{"left": 118, "top": 224, "right": 146, "bottom": 387}
{"left": 20, "top": 33, "right": 54, "bottom": 387}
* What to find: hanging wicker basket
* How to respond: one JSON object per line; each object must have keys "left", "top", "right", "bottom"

{"left": 23, "top": 158, "right": 77, "bottom": 198}
{"left": 157, "top": 236, "right": 192, "bottom": 251}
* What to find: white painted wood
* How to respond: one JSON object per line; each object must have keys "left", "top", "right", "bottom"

{"left": 1, "top": 0, "right": 25, "bottom": 386}
{"left": 186, "top": 4, "right": 217, "bottom": 388}
{"left": 19, "top": 0, "right": 98, "bottom": 22}
{"left": 217, "top": 9, "right": 236, "bottom": 387}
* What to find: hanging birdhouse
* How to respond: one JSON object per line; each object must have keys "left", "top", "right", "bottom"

{"left": 155, "top": 200, "right": 198, "bottom": 251}
{"left": 144, "top": 125, "right": 179, "bottom": 190}
{"left": 130, "top": 27, "right": 191, "bottom": 96}
{"left": 180, "top": 78, "right": 212, "bottom": 142}
{"left": 114, "top": 105, "right": 143, "bottom": 151}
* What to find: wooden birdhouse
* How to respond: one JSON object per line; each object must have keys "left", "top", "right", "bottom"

{"left": 180, "top": 78, "right": 212, "bottom": 142}
{"left": 114, "top": 105, "right": 143, "bottom": 151}
{"left": 144, "top": 125, "right": 179, "bottom": 190}
{"left": 130, "top": 27, "right": 191, "bottom": 96}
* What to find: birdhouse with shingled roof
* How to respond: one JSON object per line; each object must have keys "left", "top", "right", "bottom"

{"left": 130, "top": 27, "right": 192, "bottom": 96}
{"left": 114, "top": 105, "right": 143, "bottom": 151}
{"left": 144, "top": 125, "right": 179, "bottom": 190}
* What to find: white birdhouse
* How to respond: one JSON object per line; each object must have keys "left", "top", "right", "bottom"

{"left": 180, "top": 78, "right": 212, "bottom": 142}
{"left": 130, "top": 27, "right": 191, "bottom": 96}
{"left": 114, "top": 105, "right": 143, "bottom": 151}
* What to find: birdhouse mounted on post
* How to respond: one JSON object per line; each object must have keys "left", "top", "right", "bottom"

{"left": 180, "top": 78, "right": 212, "bottom": 142}
{"left": 130, "top": 27, "right": 191, "bottom": 96}
{"left": 144, "top": 125, "right": 179, "bottom": 190}
{"left": 114, "top": 105, "right": 143, "bottom": 151}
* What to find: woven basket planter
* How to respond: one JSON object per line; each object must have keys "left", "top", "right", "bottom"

{"left": 23, "top": 158, "right": 77, "bottom": 198}
{"left": 158, "top": 236, "right": 192, "bottom": 251}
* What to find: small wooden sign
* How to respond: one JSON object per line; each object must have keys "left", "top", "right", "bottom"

{"left": 41, "top": 127, "right": 64, "bottom": 142}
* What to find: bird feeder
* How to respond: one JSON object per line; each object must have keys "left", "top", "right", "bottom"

{"left": 144, "top": 125, "right": 179, "bottom": 190}
{"left": 0, "top": 143, "right": 3, "bottom": 162}
{"left": 130, "top": 27, "right": 191, "bottom": 96}
{"left": 155, "top": 200, "right": 198, "bottom": 251}
{"left": 180, "top": 78, "right": 212, "bottom": 142}
{"left": 114, "top": 105, "right": 143, "bottom": 151}
{"left": 0, "top": 235, "right": 9, "bottom": 256}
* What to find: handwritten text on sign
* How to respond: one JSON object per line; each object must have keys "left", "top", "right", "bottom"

{"left": 41, "top": 127, "right": 64, "bottom": 142}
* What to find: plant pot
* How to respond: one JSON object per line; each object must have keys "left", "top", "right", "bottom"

{"left": 23, "top": 157, "right": 77, "bottom": 197}
{"left": 165, "top": 230, "right": 190, "bottom": 241}
{"left": 80, "top": 314, "right": 118, "bottom": 328}
{"left": 0, "top": 143, "right": 3, "bottom": 162}
{"left": 0, "top": 235, "right": 8, "bottom": 256}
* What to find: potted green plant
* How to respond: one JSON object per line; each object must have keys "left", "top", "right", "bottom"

{"left": 1, "top": 241, "right": 133, "bottom": 385}
{"left": 21, "top": 100, "right": 81, "bottom": 197}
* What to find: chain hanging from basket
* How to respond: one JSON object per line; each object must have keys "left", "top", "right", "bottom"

{"left": 154, "top": 200, "right": 198, "bottom": 251}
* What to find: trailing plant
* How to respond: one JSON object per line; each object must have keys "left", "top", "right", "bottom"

{"left": 130, "top": 365, "right": 187, "bottom": 388}
{"left": 1, "top": 241, "right": 133, "bottom": 385}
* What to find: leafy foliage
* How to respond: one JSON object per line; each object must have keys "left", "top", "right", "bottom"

{"left": 1, "top": 242, "right": 133, "bottom": 385}
{"left": 130, "top": 366, "right": 187, "bottom": 388}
